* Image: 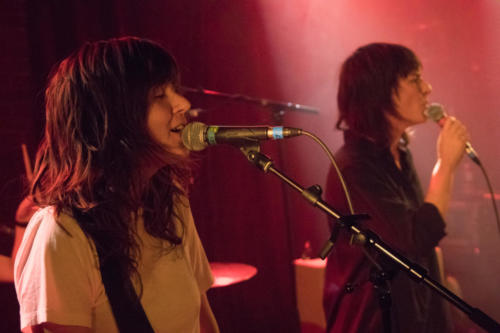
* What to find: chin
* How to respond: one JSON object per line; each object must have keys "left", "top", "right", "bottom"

{"left": 170, "top": 147, "right": 190, "bottom": 158}
{"left": 160, "top": 140, "right": 189, "bottom": 157}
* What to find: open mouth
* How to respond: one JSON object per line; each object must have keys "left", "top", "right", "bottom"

{"left": 170, "top": 124, "right": 185, "bottom": 133}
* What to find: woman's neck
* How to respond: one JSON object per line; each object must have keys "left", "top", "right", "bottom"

{"left": 389, "top": 127, "right": 405, "bottom": 170}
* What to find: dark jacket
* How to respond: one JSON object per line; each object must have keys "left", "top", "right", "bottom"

{"left": 323, "top": 131, "right": 452, "bottom": 333}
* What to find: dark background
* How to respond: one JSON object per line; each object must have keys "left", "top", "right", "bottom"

{"left": 1, "top": 1, "right": 499, "bottom": 332}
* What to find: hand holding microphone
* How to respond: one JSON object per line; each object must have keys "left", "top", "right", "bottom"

{"left": 426, "top": 105, "right": 500, "bottom": 237}
{"left": 426, "top": 103, "right": 480, "bottom": 166}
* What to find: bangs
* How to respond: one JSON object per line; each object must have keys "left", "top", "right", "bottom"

{"left": 393, "top": 46, "right": 421, "bottom": 79}
{"left": 135, "top": 38, "right": 179, "bottom": 90}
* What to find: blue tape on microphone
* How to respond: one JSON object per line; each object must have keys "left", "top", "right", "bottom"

{"left": 272, "top": 127, "right": 284, "bottom": 139}
{"left": 207, "top": 126, "right": 218, "bottom": 145}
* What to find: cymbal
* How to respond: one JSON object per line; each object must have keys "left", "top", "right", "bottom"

{"left": 210, "top": 262, "right": 257, "bottom": 288}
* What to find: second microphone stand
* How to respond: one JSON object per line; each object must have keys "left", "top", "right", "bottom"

{"left": 239, "top": 146, "right": 500, "bottom": 333}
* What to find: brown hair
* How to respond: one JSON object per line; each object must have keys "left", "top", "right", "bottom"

{"left": 336, "top": 43, "right": 421, "bottom": 146}
{"left": 31, "top": 36, "right": 190, "bottom": 285}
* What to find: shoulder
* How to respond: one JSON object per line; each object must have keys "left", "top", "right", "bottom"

{"left": 330, "top": 144, "right": 385, "bottom": 183}
{"left": 15, "top": 206, "right": 97, "bottom": 282}
{"left": 327, "top": 143, "right": 401, "bottom": 207}
{"left": 26, "top": 206, "right": 90, "bottom": 247}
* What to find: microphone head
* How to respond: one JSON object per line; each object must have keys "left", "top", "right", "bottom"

{"left": 425, "top": 103, "right": 447, "bottom": 122}
{"left": 182, "top": 122, "right": 208, "bottom": 151}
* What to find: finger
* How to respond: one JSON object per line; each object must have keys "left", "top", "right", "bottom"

{"left": 443, "top": 116, "right": 457, "bottom": 130}
{"left": 447, "top": 118, "right": 468, "bottom": 137}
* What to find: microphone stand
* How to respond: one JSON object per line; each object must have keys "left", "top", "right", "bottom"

{"left": 182, "top": 86, "right": 320, "bottom": 115}
{"left": 239, "top": 147, "right": 500, "bottom": 333}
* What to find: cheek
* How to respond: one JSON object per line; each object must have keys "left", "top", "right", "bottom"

{"left": 146, "top": 111, "right": 167, "bottom": 142}
{"left": 148, "top": 121, "right": 162, "bottom": 139}
{"left": 392, "top": 94, "right": 404, "bottom": 116}
{"left": 397, "top": 93, "right": 415, "bottom": 112}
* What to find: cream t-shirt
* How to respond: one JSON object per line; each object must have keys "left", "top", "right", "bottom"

{"left": 14, "top": 197, "right": 213, "bottom": 332}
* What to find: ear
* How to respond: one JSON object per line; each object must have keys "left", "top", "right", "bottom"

{"left": 391, "top": 85, "right": 401, "bottom": 108}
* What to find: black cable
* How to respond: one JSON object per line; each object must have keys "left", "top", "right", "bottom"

{"left": 477, "top": 161, "right": 500, "bottom": 234}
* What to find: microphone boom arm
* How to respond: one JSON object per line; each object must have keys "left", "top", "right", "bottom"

{"left": 182, "top": 86, "right": 320, "bottom": 115}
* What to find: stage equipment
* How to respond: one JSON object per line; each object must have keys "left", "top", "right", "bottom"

{"left": 210, "top": 262, "right": 258, "bottom": 288}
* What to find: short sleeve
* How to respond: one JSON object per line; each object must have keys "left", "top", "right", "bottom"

{"left": 14, "top": 207, "right": 101, "bottom": 330}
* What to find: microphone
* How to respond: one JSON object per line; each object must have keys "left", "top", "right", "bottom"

{"left": 181, "top": 121, "right": 302, "bottom": 151}
{"left": 425, "top": 103, "right": 480, "bottom": 165}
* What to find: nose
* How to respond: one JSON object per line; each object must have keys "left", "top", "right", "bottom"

{"left": 173, "top": 92, "right": 191, "bottom": 114}
{"left": 421, "top": 80, "right": 432, "bottom": 95}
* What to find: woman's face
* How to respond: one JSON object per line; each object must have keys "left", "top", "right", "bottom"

{"left": 391, "top": 68, "right": 432, "bottom": 128}
{"left": 146, "top": 83, "right": 191, "bottom": 157}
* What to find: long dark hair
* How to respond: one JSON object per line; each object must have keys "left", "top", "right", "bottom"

{"left": 31, "top": 37, "right": 190, "bottom": 283}
{"left": 336, "top": 43, "right": 421, "bottom": 146}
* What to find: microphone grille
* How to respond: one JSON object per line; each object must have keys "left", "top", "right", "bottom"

{"left": 182, "top": 122, "right": 208, "bottom": 151}
{"left": 425, "top": 103, "right": 446, "bottom": 122}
